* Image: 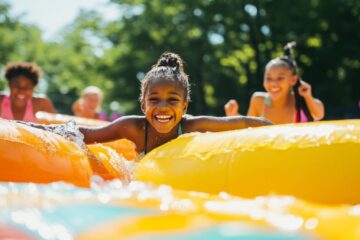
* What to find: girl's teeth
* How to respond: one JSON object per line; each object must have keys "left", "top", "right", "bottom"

{"left": 157, "top": 115, "right": 170, "bottom": 119}
{"left": 270, "top": 88, "right": 280, "bottom": 92}
{"left": 156, "top": 115, "right": 171, "bottom": 122}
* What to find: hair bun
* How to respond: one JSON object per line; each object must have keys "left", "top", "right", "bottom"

{"left": 156, "top": 52, "right": 183, "bottom": 70}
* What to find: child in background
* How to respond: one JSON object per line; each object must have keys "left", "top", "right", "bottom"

{"left": 225, "top": 43, "right": 324, "bottom": 124}
{"left": 31, "top": 52, "right": 271, "bottom": 155}
{"left": 0, "top": 62, "right": 56, "bottom": 122}
{"left": 72, "top": 86, "right": 107, "bottom": 121}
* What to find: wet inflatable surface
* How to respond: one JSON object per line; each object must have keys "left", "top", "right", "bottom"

{"left": 2, "top": 181, "right": 360, "bottom": 239}
{"left": 1, "top": 118, "right": 360, "bottom": 239}
{"left": 136, "top": 120, "right": 360, "bottom": 205}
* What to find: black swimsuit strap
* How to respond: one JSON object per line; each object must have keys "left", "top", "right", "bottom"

{"left": 293, "top": 81, "right": 313, "bottom": 122}
{"left": 144, "top": 120, "right": 148, "bottom": 154}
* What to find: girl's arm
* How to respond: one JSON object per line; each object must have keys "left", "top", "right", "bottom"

{"left": 78, "top": 115, "right": 142, "bottom": 144}
{"left": 298, "top": 80, "right": 325, "bottom": 120}
{"left": 18, "top": 115, "right": 142, "bottom": 145}
{"left": 303, "top": 96, "right": 324, "bottom": 121}
{"left": 186, "top": 115, "right": 271, "bottom": 133}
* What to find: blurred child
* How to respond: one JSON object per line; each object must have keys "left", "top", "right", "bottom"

{"left": 72, "top": 86, "right": 107, "bottom": 120}
{"left": 225, "top": 43, "right": 324, "bottom": 124}
{"left": 0, "top": 62, "right": 56, "bottom": 122}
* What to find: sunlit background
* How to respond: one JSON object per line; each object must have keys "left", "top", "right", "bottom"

{"left": 1, "top": 0, "right": 359, "bottom": 118}
{"left": 10, "top": 0, "right": 120, "bottom": 40}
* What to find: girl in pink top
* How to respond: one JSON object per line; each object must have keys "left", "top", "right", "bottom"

{"left": 0, "top": 62, "right": 56, "bottom": 122}
{"left": 225, "top": 42, "right": 324, "bottom": 124}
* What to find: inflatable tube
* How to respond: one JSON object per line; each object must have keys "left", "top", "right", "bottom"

{"left": 0, "top": 118, "right": 92, "bottom": 187}
{"left": 135, "top": 120, "right": 360, "bottom": 205}
{"left": 87, "top": 144, "right": 133, "bottom": 183}
{"left": 100, "top": 139, "right": 138, "bottom": 161}
{"left": 36, "top": 111, "right": 108, "bottom": 126}
{"left": 0, "top": 118, "right": 135, "bottom": 186}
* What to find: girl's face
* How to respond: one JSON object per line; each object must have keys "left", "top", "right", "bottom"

{"left": 263, "top": 66, "right": 297, "bottom": 100}
{"left": 9, "top": 75, "right": 35, "bottom": 108}
{"left": 141, "top": 79, "right": 188, "bottom": 134}
{"left": 83, "top": 93, "right": 101, "bottom": 111}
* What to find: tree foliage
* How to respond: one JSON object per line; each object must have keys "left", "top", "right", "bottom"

{"left": 103, "top": 0, "right": 360, "bottom": 118}
{"left": 0, "top": 0, "right": 359, "bottom": 118}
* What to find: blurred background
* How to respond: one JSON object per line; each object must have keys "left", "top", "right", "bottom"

{"left": 0, "top": 0, "right": 359, "bottom": 119}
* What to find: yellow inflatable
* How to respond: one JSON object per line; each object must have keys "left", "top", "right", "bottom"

{"left": 136, "top": 120, "right": 360, "bottom": 205}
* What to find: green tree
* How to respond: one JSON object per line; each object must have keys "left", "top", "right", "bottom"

{"left": 103, "top": 0, "right": 359, "bottom": 118}
{"left": 36, "top": 10, "right": 109, "bottom": 114}
{"left": 0, "top": 1, "right": 45, "bottom": 89}
{"left": 2, "top": 0, "right": 359, "bottom": 119}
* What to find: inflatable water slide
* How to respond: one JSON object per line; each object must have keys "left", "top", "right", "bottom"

{"left": 1, "top": 113, "right": 360, "bottom": 239}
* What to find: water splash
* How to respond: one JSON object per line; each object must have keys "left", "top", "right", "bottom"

{"left": 47, "top": 120, "right": 86, "bottom": 148}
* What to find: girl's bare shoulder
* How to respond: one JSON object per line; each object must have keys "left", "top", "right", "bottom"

{"left": 31, "top": 95, "right": 56, "bottom": 113}
{"left": 251, "top": 92, "right": 267, "bottom": 102}
{"left": 248, "top": 92, "right": 267, "bottom": 116}
{"left": 180, "top": 114, "right": 196, "bottom": 132}
{"left": 31, "top": 94, "right": 53, "bottom": 104}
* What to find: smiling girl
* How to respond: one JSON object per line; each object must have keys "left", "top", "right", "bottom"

{"left": 31, "top": 52, "right": 268, "bottom": 156}
{"left": 0, "top": 62, "right": 56, "bottom": 122}
{"left": 225, "top": 46, "right": 324, "bottom": 124}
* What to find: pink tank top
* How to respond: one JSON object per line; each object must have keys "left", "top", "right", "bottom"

{"left": 263, "top": 95, "right": 310, "bottom": 123}
{"left": 295, "top": 109, "right": 309, "bottom": 123}
{"left": 0, "top": 95, "right": 37, "bottom": 122}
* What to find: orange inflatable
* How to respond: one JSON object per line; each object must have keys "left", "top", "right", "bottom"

{"left": 0, "top": 118, "right": 92, "bottom": 187}
{"left": 36, "top": 111, "right": 108, "bottom": 126}
{"left": 101, "top": 139, "right": 138, "bottom": 160}
{"left": 87, "top": 144, "right": 133, "bottom": 183}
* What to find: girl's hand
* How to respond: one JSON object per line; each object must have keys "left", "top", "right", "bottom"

{"left": 224, "top": 99, "right": 240, "bottom": 116}
{"left": 298, "top": 80, "right": 312, "bottom": 98}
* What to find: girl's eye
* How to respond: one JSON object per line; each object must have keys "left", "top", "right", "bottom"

{"left": 148, "top": 98, "right": 159, "bottom": 103}
{"left": 169, "top": 98, "right": 180, "bottom": 102}
{"left": 13, "top": 86, "right": 32, "bottom": 91}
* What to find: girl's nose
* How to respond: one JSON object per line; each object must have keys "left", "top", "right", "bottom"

{"left": 268, "top": 78, "right": 279, "bottom": 83}
{"left": 158, "top": 100, "right": 169, "bottom": 108}
{"left": 16, "top": 87, "right": 30, "bottom": 93}
{"left": 268, "top": 80, "right": 280, "bottom": 87}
